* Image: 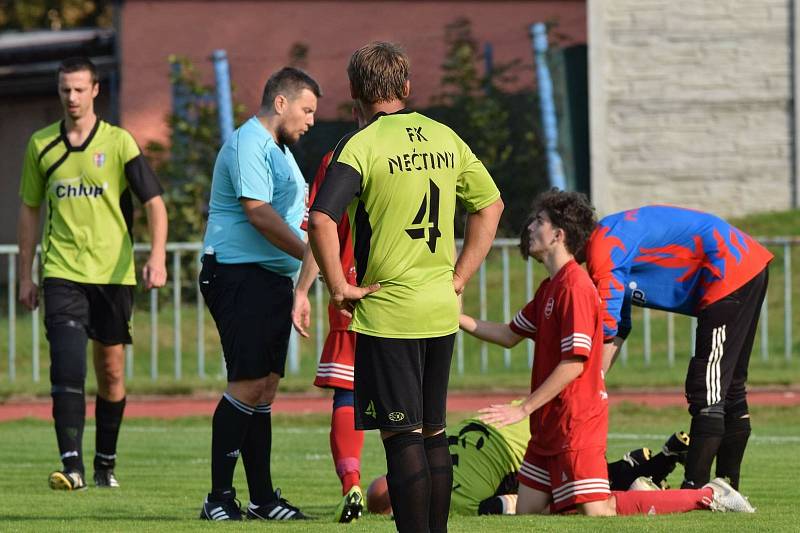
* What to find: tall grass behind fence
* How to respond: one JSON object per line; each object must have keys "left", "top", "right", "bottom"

{"left": 0, "top": 237, "right": 798, "bottom": 397}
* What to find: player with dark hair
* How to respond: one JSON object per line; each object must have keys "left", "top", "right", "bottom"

{"left": 583, "top": 206, "right": 772, "bottom": 491}
{"left": 308, "top": 42, "right": 504, "bottom": 533}
{"left": 198, "top": 67, "right": 319, "bottom": 521}
{"left": 17, "top": 56, "right": 168, "bottom": 491}
{"left": 462, "top": 189, "right": 755, "bottom": 516}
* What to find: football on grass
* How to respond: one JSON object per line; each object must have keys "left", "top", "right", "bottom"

{"left": 366, "top": 475, "right": 392, "bottom": 514}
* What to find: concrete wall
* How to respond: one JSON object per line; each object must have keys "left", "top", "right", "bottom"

{"left": 118, "top": 0, "right": 586, "bottom": 146}
{"left": 589, "top": 0, "right": 796, "bottom": 217}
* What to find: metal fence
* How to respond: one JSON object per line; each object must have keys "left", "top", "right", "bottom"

{"left": 0, "top": 237, "right": 797, "bottom": 383}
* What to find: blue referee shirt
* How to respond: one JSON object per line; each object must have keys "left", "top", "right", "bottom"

{"left": 203, "top": 116, "right": 306, "bottom": 277}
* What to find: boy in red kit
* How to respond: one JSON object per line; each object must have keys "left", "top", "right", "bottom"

{"left": 461, "top": 189, "right": 755, "bottom": 516}
{"left": 293, "top": 150, "right": 364, "bottom": 523}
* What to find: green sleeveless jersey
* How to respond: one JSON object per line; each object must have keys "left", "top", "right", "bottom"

{"left": 312, "top": 110, "right": 500, "bottom": 338}
{"left": 448, "top": 417, "right": 529, "bottom": 515}
{"left": 19, "top": 120, "right": 162, "bottom": 285}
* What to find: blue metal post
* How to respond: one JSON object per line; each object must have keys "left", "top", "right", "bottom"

{"left": 530, "top": 23, "right": 566, "bottom": 190}
{"left": 484, "top": 42, "right": 494, "bottom": 94}
{"left": 212, "top": 49, "right": 235, "bottom": 144}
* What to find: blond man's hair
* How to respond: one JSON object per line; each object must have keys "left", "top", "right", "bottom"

{"left": 347, "top": 41, "right": 409, "bottom": 104}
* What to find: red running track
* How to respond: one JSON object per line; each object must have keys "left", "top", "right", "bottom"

{"left": 0, "top": 388, "right": 798, "bottom": 422}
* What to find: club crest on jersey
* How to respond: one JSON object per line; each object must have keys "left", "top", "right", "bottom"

{"left": 544, "top": 297, "right": 554, "bottom": 318}
{"left": 93, "top": 152, "right": 105, "bottom": 168}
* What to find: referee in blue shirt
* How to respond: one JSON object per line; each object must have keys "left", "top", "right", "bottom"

{"left": 198, "top": 67, "right": 319, "bottom": 521}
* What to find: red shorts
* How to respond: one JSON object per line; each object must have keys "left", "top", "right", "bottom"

{"left": 518, "top": 445, "right": 610, "bottom": 513}
{"left": 313, "top": 329, "right": 356, "bottom": 390}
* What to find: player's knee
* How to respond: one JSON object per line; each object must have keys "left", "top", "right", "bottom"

{"left": 689, "top": 402, "right": 725, "bottom": 419}
{"left": 726, "top": 399, "right": 749, "bottom": 421}
{"left": 578, "top": 497, "right": 616, "bottom": 517}
{"left": 47, "top": 321, "right": 88, "bottom": 392}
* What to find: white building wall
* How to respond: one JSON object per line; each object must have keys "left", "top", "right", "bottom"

{"left": 589, "top": 0, "right": 796, "bottom": 217}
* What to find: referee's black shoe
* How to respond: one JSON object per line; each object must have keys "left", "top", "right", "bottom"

{"left": 200, "top": 488, "right": 243, "bottom": 521}
{"left": 246, "top": 488, "right": 308, "bottom": 520}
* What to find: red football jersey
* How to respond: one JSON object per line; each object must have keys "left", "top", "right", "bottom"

{"left": 302, "top": 152, "right": 357, "bottom": 332}
{"left": 509, "top": 260, "right": 608, "bottom": 455}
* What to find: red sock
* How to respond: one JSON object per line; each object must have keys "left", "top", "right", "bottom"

{"left": 331, "top": 405, "right": 364, "bottom": 494}
{"left": 613, "top": 488, "right": 713, "bottom": 515}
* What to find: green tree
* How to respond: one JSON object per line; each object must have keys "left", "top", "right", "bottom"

{"left": 144, "top": 55, "right": 244, "bottom": 245}
{"left": 430, "top": 17, "right": 546, "bottom": 237}
{"left": 0, "top": 0, "right": 112, "bottom": 30}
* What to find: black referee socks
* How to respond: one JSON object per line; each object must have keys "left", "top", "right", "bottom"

{"left": 241, "top": 403, "right": 274, "bottom": 505}
{"left": 211, "top": 393, "right": 253, "bottom": 492}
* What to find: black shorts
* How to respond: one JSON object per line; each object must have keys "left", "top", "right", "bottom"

{"left": 353, "top": 333, "right": 455, "bottom": 431}
{"left": 199, "top": 254, "right": 293, "bottom": 381}
{"left": 685, "top": 267, "right": 769, "bottom": 415}
{"left": 43, "top": 278, "right": 134, "bottom": 345}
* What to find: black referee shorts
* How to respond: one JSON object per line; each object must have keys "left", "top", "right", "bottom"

{"left": 199, "top": 254, "right": 293, "bottom": 381}
{"left": 685, "top": 267, "right": 769, "bottom": 415}
{"left": 43, "top": 277, "right": 133, "bottom": 345}
{"left": 353, "top": 333, "right": 455, "bottom": 432}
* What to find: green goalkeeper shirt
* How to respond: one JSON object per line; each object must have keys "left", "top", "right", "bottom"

{"left": 19, "top": 119, "right": 163, "bottom": 285}
{"left": 310, "top": 109, "right": 500, "bottom": 338}
{"left": 449, "top": 417, "right": 529, "bottom": 515}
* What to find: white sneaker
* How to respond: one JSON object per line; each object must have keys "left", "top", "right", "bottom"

{"left": 703, "top": 477, "right": 756, "bottom": 513}
{"left": 628, "top": 476, "right": 661, "bottom": 491}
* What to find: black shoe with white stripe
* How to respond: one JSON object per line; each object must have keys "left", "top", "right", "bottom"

{"left": 200, "top": 489, "right": 243, "bottom": 521}
{"left": 247, "top": 488, "right": 307, "bottom": 520}
{"left": 94, "top": 469, "right": 120, "bottom": 488}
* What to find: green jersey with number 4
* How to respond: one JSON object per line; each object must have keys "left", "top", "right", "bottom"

{"left": 314, "top": 110, "right": 500, "bottom": 338}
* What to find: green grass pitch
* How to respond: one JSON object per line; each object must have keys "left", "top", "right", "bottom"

{"left": 1, "top": 404, "right": 798, "bottom": 532}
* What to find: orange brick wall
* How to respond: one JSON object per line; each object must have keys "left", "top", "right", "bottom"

{"left": 119, "top": 0, "right": 586, "bottom": 146}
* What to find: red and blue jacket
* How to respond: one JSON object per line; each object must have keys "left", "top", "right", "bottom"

{"left": 585, "top": 206, "right": 773, "bottom": 341}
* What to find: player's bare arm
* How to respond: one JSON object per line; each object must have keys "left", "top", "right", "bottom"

{"left": 16, "top": 202, "right": 42, "bottom": 311}
{"left": 142, "top": 195, "right": 168, "bottom": 290}
{"left": 292, "top": 245, "right": 321, "bottom": 337}
{"left": 454, "top": 198, "right": 504, "bottom": 294}
{"left": 459, "top": 313, "right": 524, "bottom": 348}
{"left": 241, "top": 197, "right": 306, "bottom": 260}
{"left": 602, "top": 337, "right": 624, "bottom": 374}
{"left": 308, "top": 211, "right": 379, "bottom": 312}
{"left": 479, "top": 357, "right": 584, "bottom": 428}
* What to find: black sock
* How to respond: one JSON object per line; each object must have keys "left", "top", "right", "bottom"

{"left": 94, "top": 395, "right": 126, "bottom": 471}
{"left": 424, "top": 433, "right": 451, "bottom": 533}
{"left": 715, "top": 415, "right": 751, "bottom": 489}
{"left": 211, "top": 393, "right": 253, "bottom": 494}
{"left": 241, "top": 403, "right": 274, "bottom": 505}
{"left": 637, "top": 453, "right": 679, "bottom": 486}
{"left": 52, "top": 391, "right": 86, "bottom": 474}
{"left": 383, "top": 432, "right": 430, "bottom": 533}
{"left": 682, "top": 414, "right": 724, "bottom": 488}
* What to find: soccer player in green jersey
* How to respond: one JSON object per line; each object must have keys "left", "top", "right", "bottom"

{"left": 308, "top": 42, "right": 504, "bottom": 533}
{"left": 17, "top": 57, "right": 168, "bottom": 491}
